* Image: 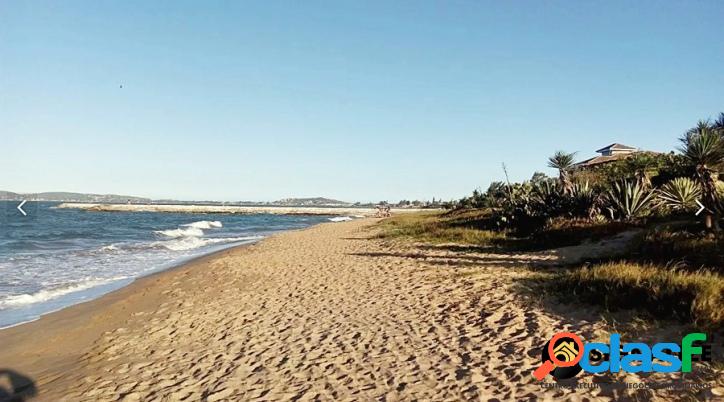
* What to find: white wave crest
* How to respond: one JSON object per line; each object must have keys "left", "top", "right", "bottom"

{"left": 155, "top": 221, "right": 223, "bottom": 238}
{"left": 156, "top": 235, "right": 263, "bottom": 251}
{"left": 0, "top": 277, "right": 128, "bottom": 309}
{"left": 183, "top": 220, "right": 223, "bottom": 229}
{"left": 328, "top": 216, "right": 353, "bottom": 222}
{"left": 155, "top": 227, "right": 205, "bottom": 238}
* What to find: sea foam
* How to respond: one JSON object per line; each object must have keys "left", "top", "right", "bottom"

{"left": 155, "top": 220, "right": 223, "bottom": 238}
{"left": 328, "top": 216, "right": 353, "bottom": 222}
{"left": 183, "top": 220, "right": 223, "bottom": 229}
{"left": 157, "top": 235, "right": 263, "bottom": 251}
{"left": 0, "top": 276, "right": 128, "bottom": 308}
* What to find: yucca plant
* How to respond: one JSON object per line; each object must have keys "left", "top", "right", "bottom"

{"left": 714, "top": 112, "right": 724, "bottom": 136}
{"left": 679, "top": 124, "right": 724, "bottom": 230}
{"left": 547, "top": 151, "right": 577, "bottom": 195}
{"left": 606, "top": 180, "right": 656, "bottom": 222}
{"left": 657, "top": 177, "right": 702, "bottom": 212}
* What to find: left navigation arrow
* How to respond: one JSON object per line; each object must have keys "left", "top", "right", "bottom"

{"left": 17, "top": 200, "right": 27, "bottom": 216}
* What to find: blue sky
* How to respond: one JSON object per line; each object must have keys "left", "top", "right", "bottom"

{"left": 2, "top": 1, "right": 723, "bottom": 202}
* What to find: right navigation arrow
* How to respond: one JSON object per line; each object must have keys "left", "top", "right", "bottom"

{"left": 695, "top": 200, "right": 705, "bottom": 216}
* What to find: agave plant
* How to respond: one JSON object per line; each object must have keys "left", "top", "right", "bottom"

{"left": 532, "top": 179, "right": 560, "bottom": 202}
{"left": 606, "top": 180, "right": 656, "bottom": 221}
{"left": 569, "top": 181, "right": 603, "bottom": 219}
{"left": 530, "top": 179, "right": 564, "bottom": 217}
{"left": 657, "top": 177, "right": 701, "bottom": 212}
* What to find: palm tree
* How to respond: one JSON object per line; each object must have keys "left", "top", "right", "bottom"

{"left": 679, "top": 124, "right": 724, "bottom": 230}
{"left": 547, "top": 151, "right": 577, "bottom": 194}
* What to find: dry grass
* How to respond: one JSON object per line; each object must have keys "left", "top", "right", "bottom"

{"left": 506, "top": 217, "right": 635, "bottom": 251}
{"left": 634, "top": 228, "right": 724, "bottom": 270}
{"left": 376, "top": 210, "right": 506, "bottom": 246}
{"left": 548, "top": 262, "right": 723, "bottom": 329}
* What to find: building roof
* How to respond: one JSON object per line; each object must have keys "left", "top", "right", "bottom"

{"left": 574, "top": 154, "right": 630, "bottom": 168}
{"left": 595, "top": 143, "right": 637, "bottom": 153}
{"left": 574, "top": 150, "right": 661, "bottom": 168}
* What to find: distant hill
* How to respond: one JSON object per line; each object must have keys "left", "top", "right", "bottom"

{"left": 0, "top": 190, "right": 352, "bottom": 207}
{"left": 273, "top": 197, "right": 350, "bottom": 206}
{"left": 0, "top": 191, "right": 151, "bottom": 203}
{"left": 0, "top": 191, "right": 22, "bottom": 200}
{"left": 0, "top": 191, "right": 352, "bottom": 206}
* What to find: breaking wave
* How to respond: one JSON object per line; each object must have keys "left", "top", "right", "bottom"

{"left": 183, "top": 220, "right": 223, "bottom": 229}
{"left": 328, "top": 216, "right": 353, "bottom": 222}
{"left": 0, "top": 276, "right": 128, "bottom": 308}
{"left": 157, "top": 235, "right": 263, "bottom": 251}
{"left": 154, "top": 220, "right": 223, "bottom": 238}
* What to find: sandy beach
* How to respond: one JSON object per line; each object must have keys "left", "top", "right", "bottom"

{"left": 0, "top": 219, "right": 716, "bottom": 401}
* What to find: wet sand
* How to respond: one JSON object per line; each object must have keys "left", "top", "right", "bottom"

{"left": 0, "top": 219, "right": 717, "bottom": 401}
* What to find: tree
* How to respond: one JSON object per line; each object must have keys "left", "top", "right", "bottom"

{"left": 624, "top": 153, "right": 661, "bottom": 188}
{"left": 547, "top": 151, "right": 577, "bottom": 194}
{"left": 679, "top": 123, "right": 724, "bottom": 230}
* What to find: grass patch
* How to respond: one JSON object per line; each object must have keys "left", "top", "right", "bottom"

{"left": 546, "top": 262, "right": 723, "bottom": 329}
{"left": 378, "top": 211, "right": 636, "bottom": 250}
{"left": 631, "top": 227, "right": 724, "bottom": 270}
{"left": 376, "top": 210, "right": 506, "bottom": 246}
{"left": 499, "top": 217, "right": 635, "bottom": 251}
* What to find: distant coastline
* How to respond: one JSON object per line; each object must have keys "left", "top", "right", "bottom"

{"left": 56, "top": 202, "right": 430, "bottom": 216}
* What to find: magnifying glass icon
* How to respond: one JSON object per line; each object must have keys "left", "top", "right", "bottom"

{"left": 533, "top": 332, "right": 584, "bottom": 381}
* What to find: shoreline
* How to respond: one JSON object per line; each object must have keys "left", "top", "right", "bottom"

{"left": 0, "top": 231, "right": 265, "bottom": 365}
{"left": 56, "top": 202, "right": 430, "bottom": 216}
{"left": 0, "top": 221, "right": 352, "bottom": 401}
{"left": 0, "top": 236, "right": 263, "bottom": 331}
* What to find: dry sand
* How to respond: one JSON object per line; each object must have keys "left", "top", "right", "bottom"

{"left": 0, "top": 219, "right": 719, "bottom": 401}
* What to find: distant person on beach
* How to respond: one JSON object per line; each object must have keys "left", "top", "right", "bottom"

{"left": 375, "top": 205, "right": 391, "bottom": 217}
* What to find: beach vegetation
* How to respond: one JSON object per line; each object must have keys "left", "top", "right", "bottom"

{"left": 398, "top": 112, "right": 724, "bottom": 327}
{"left": 629, "top": 225, "right": 724, "bottom": 270}
{"left": 542, "top": 262, "right": 723, "bottom": 329}
{"left": 376, "top": 209, "right": 506, "bottom": 246}
{"left": 678, "top": 122, "right": 724, "bottom": 230}
{"left": 604, "top": 180, "right": 656, "bottom": 222}
{"left": 657, "top": 177, "right": 702, "bottom": 212}
{"left": 547, "top": 151, "right": 577, "bottom": 194}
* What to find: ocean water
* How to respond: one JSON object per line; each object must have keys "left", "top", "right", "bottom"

{"left": 0, "top": 202, "right": 331, "bottom": 328}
